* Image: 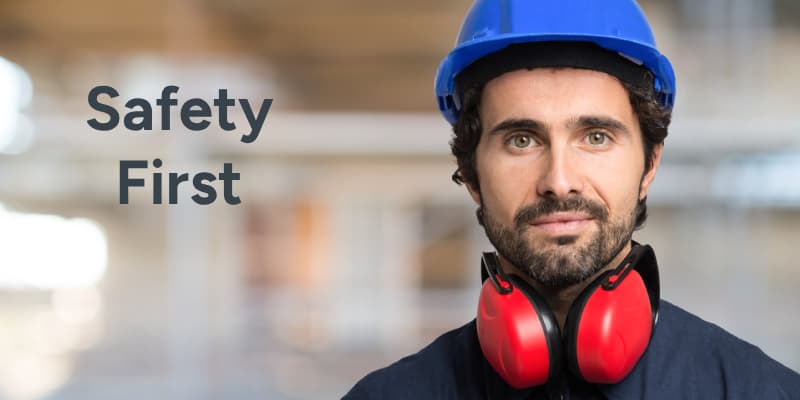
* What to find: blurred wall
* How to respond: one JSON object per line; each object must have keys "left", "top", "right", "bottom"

{"left": 0, "top": 1, "right": 798, "bottom": 399}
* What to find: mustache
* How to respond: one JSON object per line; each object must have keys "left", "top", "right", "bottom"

{"left": 514, "top": 196, "right": 608, "bottom": 228}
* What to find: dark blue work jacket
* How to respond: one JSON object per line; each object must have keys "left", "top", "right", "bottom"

{"left": 344, "top": 301, "right": 800, "bottom": 399}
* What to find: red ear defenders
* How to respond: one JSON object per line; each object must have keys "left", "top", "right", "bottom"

{"left": 476, "top": 243, "right": 660, "bottom": 389}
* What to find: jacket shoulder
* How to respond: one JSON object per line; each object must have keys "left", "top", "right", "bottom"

{"left": 626, "top": 300, "right": 800, "bottom": 399}
{"left": 343, "top": 321, "right": 476, "bottom": 400}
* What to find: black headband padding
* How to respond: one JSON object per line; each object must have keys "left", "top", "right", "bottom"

{"left": 455, "top": 41, "right": 654, "bottom": 96}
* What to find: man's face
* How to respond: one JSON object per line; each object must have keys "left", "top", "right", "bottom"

{"left": 468, "top": 67, "right": 661, "bottom": 289}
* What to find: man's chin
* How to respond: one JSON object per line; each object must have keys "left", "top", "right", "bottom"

{"left": 552, "top": 235, "right": 580, "bottom": 246}
{"left": 529, "top": 232, "right": 589, "bottom": 249}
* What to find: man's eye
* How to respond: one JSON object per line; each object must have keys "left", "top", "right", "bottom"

{"left": 585, "top": 131, "right": 609, "bottom": 146}
{"left": 510, "top": 134, "right": 534, "bottom": 149}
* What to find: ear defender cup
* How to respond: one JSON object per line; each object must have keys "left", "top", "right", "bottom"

{"left": 563, "top": 268, "right": 653, "bottom": 383}
{"left": 476, "top": 255, "right": 563, "bottom": 388}
{"left": 477, "top": 244, "right": 660, "bottom": 388}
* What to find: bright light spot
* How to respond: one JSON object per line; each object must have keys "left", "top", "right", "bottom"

{"left": 0, "top": 294, "right": 103, "bottom": 399}
{"left": 28, "top": 307, "right": 102, "bottom": 357}
{"left": 51, "top": 287, "right": 103, "bottom": 325}
{"left": 29, "top": 310, "right": 72, "bottom": 356}
{"left": 0, "top": 56, "right": 34, "bottom": 154}
{"left": 0, "top": 352, "right": 71, "bottom": 400}
{"left": 0, "top": 204, "right": 108, "bottom": 289}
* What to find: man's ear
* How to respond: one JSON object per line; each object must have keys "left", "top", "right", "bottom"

{"left": 640, "top": 144, "right": 663, "bottom": 200}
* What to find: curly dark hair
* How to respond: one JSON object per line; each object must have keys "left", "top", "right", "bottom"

{"left": 450, "top": 73, "right": 671, "bottom": 230}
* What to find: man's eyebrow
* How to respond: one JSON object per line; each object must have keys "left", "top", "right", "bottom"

{"left": 568, "top": 115, "right": 631, "bottom": 135}
{"left": 488, "top": 118, "right": 549, "bottom": 135}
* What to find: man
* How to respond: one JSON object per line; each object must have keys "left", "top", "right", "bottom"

{"left": 345, "top": 0, "right": 800, "bottom": 398}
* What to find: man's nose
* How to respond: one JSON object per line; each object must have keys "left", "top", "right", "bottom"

{"left": 535, "top": 145, "right": 584, "bottom": 199}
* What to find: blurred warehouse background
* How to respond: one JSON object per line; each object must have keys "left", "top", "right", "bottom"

{"left": 0, "top": 0, "right": 798, "bottom": 398}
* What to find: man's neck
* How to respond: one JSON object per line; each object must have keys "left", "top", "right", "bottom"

{"left": 498, "top": 241, "right": 633, "bottom": 331}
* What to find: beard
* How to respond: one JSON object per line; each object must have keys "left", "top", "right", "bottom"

{"left": 480, "top": 194, "right": 639, "bottom": 290}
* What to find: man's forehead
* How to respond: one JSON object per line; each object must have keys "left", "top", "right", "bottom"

{"left": 484, "top": 66, "right": 625, "bottom": 91}
{"left": 479, "top": 67, "right": 635, "bottom": 128}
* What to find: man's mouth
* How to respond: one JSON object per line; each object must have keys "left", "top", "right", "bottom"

{"left": 529, "top": 212, "right": 594, "bottom": 235}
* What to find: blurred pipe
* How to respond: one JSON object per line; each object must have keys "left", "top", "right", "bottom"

{"left": 165, "top": 155, "right": 211, "bottom": 400}
{"left": 164, "top": 1, "right": 212, "bottom": 398}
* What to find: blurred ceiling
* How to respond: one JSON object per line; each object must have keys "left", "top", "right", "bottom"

{"left": 1, "top": 0, "right": 798, "bottom": 115}
{"left": 0, "top": 0, "right": 471, "bottom": 112}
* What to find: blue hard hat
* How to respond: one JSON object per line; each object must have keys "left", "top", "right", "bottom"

{"left": 434, "top": 0, "right": 676, "bottom": 125}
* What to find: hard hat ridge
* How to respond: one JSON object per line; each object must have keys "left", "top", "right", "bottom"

{"left": 435, "top": 0, "right": 676, "bottom": 125}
